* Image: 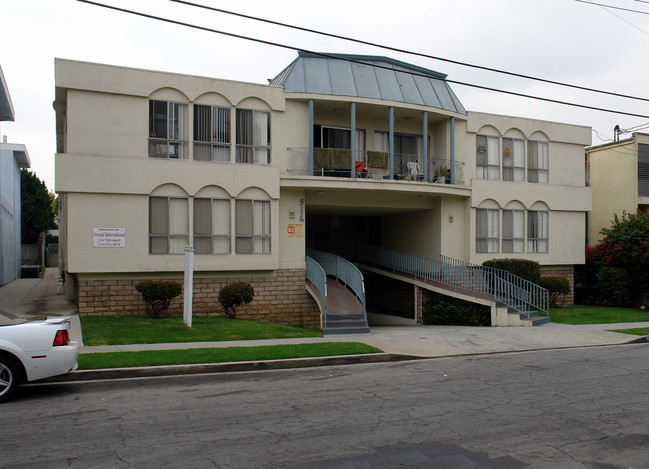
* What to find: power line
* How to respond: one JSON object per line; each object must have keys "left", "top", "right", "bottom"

{"left": 575, "top": 0, "right": 649, "bottom": 15}
{"left": 576, "top": 0, "right": 649, "bottom": 36}
{"left": 74, "top": 0, "right": 649, "bottom": 119}
{"left": 171, "top": 0, "right": 649, "bottom": 104}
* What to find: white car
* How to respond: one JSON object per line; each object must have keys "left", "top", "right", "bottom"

{"left": 0, "top": 316, "right": 80, "bottom": 402}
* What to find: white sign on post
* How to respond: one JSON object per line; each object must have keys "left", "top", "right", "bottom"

{"left": 92, "top": 227, "right": 126, "bottom": 248}
{"left": 183, "top": 245, "right": 194, "bottom": 328}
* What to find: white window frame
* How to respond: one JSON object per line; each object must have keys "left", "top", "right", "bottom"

{"left": 193, "top": 104, "right": 231, "bottom": 162}
{"left": 476, "top": 208, "right": 500, "bottom": 253}
{"left": 235, "top": 199, "right": 271, "bottom": 254}
{"left": 149, "top": 196, "right": 189, "bottom": 254}
{"left": 502, "top": 209, "right": 525, "bottom": 253}
{"left": 502, "top": 138, "right": 525, "bottom": 182}
{"left": 193, "top": 198, "right": 231, "bottom": 254}
{"left": 527, "top": 141, "right": 549, "bottom": 183}
{"left": 148, "top": 100, "right": 188, "bottom": 159}
{"left": 476, "top": 135, "right": 500, "bottom": 180}
{"left": 527, "top": 210, "right": 549, "bottom": 253}
{"left": 236, "top": 109, "right": 271, "bottom": 164}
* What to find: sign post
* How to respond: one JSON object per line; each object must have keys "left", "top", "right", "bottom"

{"left": 183, "top": 245, "right": 194, "bottom": 328}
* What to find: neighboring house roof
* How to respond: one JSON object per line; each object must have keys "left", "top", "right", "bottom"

{"left": 0, "top": 65, "right": 16, "bottom": 122}
{"left": 1, "top": 142, "right": 31, "bottom": 168}
{"left": 270, "top": 51, "right": 467, "bottom": 115}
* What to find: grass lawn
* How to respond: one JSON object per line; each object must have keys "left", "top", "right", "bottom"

{"left": 78, "top": 342, "right": 383, "bottom": 369}
{"left": 550, "top": 305, "right": 649, "bottom": 325}
{"left": 80, "top": 315, "right": 322, "bottom": 346}
{"left": 608, "top": 327, "right": 649, "bottom": 336}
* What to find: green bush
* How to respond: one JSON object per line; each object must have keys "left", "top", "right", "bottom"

{"left": 482, "top": 258, "right": 541, "bottom": 284}
{"left": 218, "top": 282, "right": 255, "bottom": 319}
{"left": 135, "top": 280, "right": 182, "bottom": 319}
{"left": 422, "top": 293, "right": 491, "bottom": 326}
{"left": 597, "top": 266, "right": 632, "bottom": 307}
{"left": 540, "top": 276, "right": 571, "bottom": 308}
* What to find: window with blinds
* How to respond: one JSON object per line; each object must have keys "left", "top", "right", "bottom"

{"left": 476, "top": 135, "right": 500, "bottom": 180}
{"left": 149, "top": 197, "right": 189, "bottom": 254}
{"left": 193, "top": 198, "right": 231, "bottom": 254}
{"left": 639, "top": 144, "right": 649, "bottom": 197}
{"left": 476, "top": 208, "right": 500, "bottom": 253}
{"left": 527, "top": 141, "right": 549, "bottom": 183}
{"left": 502, "top": 209, "right": 525, "bottom": 253}
{"left": 235, "top": 199, "right": 271, "bottom": 254}
{"left": 527, "top": 210, "right": 549, "bottom": 253}
{"left": 235, "top": 109, "right": 271, "bottom": 164}
{"left": 194, "top": 105, "right": 230, "bottom": 162}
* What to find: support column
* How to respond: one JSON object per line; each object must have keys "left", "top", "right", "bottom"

{"left": 308, "top": 99, "right": 314, "bottom": 176}
{"left": 423, "top": 111, "right": 429, "bottom": 182}
{"left": 389, "top": 106, "right": 394, "bottom": 179}
{"left": 450, "top": 117, "right": 455, "bottom": 184}
{"left": 351, "top": 102, "right": 357, "bottom": 178}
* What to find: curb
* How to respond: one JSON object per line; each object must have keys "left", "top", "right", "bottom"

{"left": 40, "top": 337, "right": 648, "bottom": 384}
{"left": 42, "top": 353, "right": 419, "bottom": 383}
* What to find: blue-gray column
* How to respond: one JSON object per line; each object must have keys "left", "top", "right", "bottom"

{"left": 308, "top": 99, "right": 314, "bottom": 176}
{"left": 389, "top": 106, "right": 394, "bottom": 179}
{"left": 423, "top": 111, "right": 428, "bottom": 182}
{"left": 351, "top": 102, "right": 356, "bottom": 178}
{"left": 450, "top": 117, "right": 455, "bottom": 184}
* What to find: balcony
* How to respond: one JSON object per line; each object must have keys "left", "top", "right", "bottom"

{"left": 286, "top": 147, "right": 464, "bottom": 184}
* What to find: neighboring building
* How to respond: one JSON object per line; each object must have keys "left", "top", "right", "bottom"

{"left": 54, "top": 53, "right": 591, "bottom": 325}
{"left": 0, "top": 65, "right": 31, "bottom": 285}
{"left": 586, "top": 133, "right": 649, "bottom": 246}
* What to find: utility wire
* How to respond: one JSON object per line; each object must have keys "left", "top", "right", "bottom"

{"left": 575, "top": 0, "right": 649, "bottom": 14}
{"left": 74, "top": 0, "right": 649, "bottom": 119}
{"left": 576, "top": 0, "right": 649, "bottom": 36}
{"left": 171, "top": 0, "right": 649, "bottom": 104}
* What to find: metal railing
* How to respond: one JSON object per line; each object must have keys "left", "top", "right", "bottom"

{"left": 305, "top": 256, "right": 328, "bottom": 326}
{"left": 353, "top": 245, "right": 548, "bottom": 317}
{"left": 306, "top": 248, "right": 367, "bottom": 319}
{"left": 285, "top": 147, "right": 465, "bottom": 184}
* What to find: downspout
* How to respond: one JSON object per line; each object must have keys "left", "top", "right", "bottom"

{"left": 423, "top": 111, "right": 428, "bottom": 182}
{"left": 308, "top": 99, "right": 314, "bottom": 176}
{"left": 351, "top": 102, "right": 356, "bottom": 178}
{"left": 389, "top": 106, "right": 394, "bottom": 179}
{"left": 450, "top": 117, "right": 455, "bottom": 184}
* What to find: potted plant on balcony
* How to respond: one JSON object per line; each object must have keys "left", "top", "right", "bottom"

{"left": 434, "top": 166, "right": 449, "bottom": 183}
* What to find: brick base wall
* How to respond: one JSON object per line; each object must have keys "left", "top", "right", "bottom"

{"left": 77, "top": 269, "right": 321, "bottom": 329}
{"left": 541, "top": 266, "right": 575, "bottom": 306}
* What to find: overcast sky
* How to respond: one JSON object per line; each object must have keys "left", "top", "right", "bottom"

{"left": 2, "top": 0, "right": 649, "bottom": 190}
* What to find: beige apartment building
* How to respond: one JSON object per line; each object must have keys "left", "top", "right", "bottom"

{"left": 54, "top": 53, "right": 591, "bottom": 327}
{"left": 586, "top": 132, "right": 649, "bottom": 246}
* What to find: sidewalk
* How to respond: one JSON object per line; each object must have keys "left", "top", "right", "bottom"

{"left": 1, "top": 269, "right": 647, "bottom": 365}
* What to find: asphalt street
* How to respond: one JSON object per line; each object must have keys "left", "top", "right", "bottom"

{"left": 3, "top": 343, "right": 648, "bottom": 468}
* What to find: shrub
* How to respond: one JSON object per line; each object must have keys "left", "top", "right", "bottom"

{"left": 540, "top": 276, "right": 571, "bottom": 308}
{"left": 218, "top": 282, "right": 255, "bottom": 319}
{"left": 482, "top": 258, "right": 541, "bottom": 284}
{"left": 422, "top": 293, "right": 491, "bottom": 326}
{"left": 135, "top": 280, "right": 182, "bottom": 318}
{"left": 597, "top": 266, "right": 632, "bottom": 307}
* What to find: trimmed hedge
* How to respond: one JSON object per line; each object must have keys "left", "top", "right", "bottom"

{"left": 218, "top": 282, "right": 255, "bottom": 319}
{"left": 135, "top": 280, "right": 182, "bottom": 318}
{"left": 482, "top": 258, "right": 541, "bottom": 284}
{"left": 540, "top": 276, "right": 570, "bottom": 308}
{"left": 422, "top": 293, "right": 491, "bottom": 326}
{"left": 597, "top": 266, "right": 632, "bottom": 307}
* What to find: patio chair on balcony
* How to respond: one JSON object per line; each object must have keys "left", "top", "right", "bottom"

{"left": 407, "top": 162, "right": 424, "bottom": 181}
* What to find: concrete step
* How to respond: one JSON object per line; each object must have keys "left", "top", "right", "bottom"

{"left": 323, "top": 326, "right": 371, "bottom": 335}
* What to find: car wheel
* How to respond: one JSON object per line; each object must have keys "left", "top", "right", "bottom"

{"left": 0, "top": 357, "right": 21, "bottom": 403}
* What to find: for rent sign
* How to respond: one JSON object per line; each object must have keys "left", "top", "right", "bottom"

{"left": 92, "top": 227, "right": 126, "bottom": 248}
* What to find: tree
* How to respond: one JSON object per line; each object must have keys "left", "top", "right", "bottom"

{"left": 585, "top": 210, "right": 649, "bottom": 304}
{"left": 20, "top": 169, "right": 56, "bottom": 244}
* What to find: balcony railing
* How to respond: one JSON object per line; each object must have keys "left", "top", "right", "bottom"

{"left": 286, "top": 147, "right": 464, "bottom": 184}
